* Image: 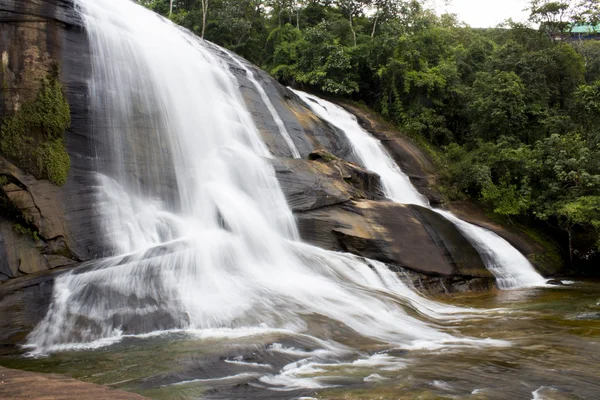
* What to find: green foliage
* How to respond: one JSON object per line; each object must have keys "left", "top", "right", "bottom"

{"left": 0, "top": 65, "right": 71, "bottom": 186}
{"left": 468, "top": 71, "right": 528, "bottom": 142}
{"left": 35, "top": 138, "right": 71, "bottom": 187}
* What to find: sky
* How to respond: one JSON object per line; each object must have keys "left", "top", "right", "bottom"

{"left": 431, "top": 0, "right": 531, "bottom": 28}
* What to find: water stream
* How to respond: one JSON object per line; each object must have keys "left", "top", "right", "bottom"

{"left": 292, "top": 90, "right": 547, "bottom": 290}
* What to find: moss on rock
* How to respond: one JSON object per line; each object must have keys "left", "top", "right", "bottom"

{"left": 35, "top": 138, "right": 71, "bottom": 187}
{"left": 0, "top": 64, "right": 71, "bottom": 186}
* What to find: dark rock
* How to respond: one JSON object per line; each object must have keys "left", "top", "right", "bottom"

{"left": 297, "top": 200, "right": 490, "bottom": 278}
{"left": 0, "top": 0, "right": 105, "bottom": 271}
{"left": 273, "top": 157, "right": 384, "bottom": 213}
{"left": 0, "top": 221, "right": 49, "bottom": 276}
{"left": 547, "top": 279, "right": 563, "bottom": 286}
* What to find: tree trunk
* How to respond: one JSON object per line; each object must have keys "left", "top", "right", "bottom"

{"left": 371, "top": 14, "right": 379, "bottom": 38}
{"left": 568, "top": 229, "right": 573, "bottom": 263}
{"left": 201, "top": 0, "right": 208, "bottom": 39}
{"left": 349, "top": 12, "right": 356, "bottom": 46}
{"left": 169, "top": 0, "right": 174, "bottom": 16}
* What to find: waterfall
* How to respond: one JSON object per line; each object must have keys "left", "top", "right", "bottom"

{"left": 26, "top": 0, "right": 504, "bottom": 364}
{"left": 292, "top": 90, "right": 547, "bottom": 290}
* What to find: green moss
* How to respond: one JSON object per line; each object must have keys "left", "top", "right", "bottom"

{"left": 35, "top": 138, "right": 71, "bottom": 186}
{"left": 12, "top": 223, "right": 40, "bottom": 242}
{"left": 0, "top": 64, "right": 71, "bottom": 186}
{"left": 308, "top": 150, "right": 338, "bottom": 161}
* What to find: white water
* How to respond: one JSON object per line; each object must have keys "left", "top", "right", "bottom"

{"left": 292, "top": 90, "right": 546, "bottom": 290}
{"left": 26, "top": 0, "right": 503, "bottom": 365}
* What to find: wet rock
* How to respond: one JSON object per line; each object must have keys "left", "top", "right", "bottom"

{"left": 0, "top": 0, "right": 100, "bottom": 275}
{"left": 297, "top": 200, "right": 490, "bottom": 278}
{"left": 0, "top": 221, "right": 48, "bottom": 277}
{"left": 273, "top": 156, "right": 489, "bottom": 278}
{"left": 273, "top": 157, "right": 384, "bottom": 213}
{"left": 547, "top": 279, "right": 564, "bottom": 286}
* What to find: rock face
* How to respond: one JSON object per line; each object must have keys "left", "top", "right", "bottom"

{"left": 0, "top": 0, "right": 102, "bottom": 280}
{"left": 0, "top": 0, "right": 493, "bottom": 286}
{"left": 275, "top": 156, "right": 490, "bottom": 278}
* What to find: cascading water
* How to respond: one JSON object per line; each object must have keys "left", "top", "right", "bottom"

{"left": 292, "top": 90, "right": 547, "bottom": 290}
{"left": 26, "top": 0, "right": 507, "bottom": 380}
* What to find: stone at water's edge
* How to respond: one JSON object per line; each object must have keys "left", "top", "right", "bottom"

{"left": 0, "top": 366, "right": 149, "bottom": 399}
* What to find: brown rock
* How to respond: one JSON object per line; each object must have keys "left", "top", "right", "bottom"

{"left": 0, "top": 366, "right": 149, "bottom": 400}
{"left": 0, "top": 221, "right": 49, "bottom": 276}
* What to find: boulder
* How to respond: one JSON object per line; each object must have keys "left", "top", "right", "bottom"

{"left": 273, "top": 156, "right": 489, "bottom": 278}
{"left": 272, "top": 156, "right": 384, "bottom": 212}
{"left": 297, "top": 201, "right": 490, "bottom": 278}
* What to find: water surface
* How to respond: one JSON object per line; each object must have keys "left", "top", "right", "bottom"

{"left": 2, "top": 281, "right": 598, "bottom": 399}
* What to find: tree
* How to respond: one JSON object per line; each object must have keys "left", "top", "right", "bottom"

{"left": 334, "top": 0, "right": 370, "bottom": 46}
{"left": 554, "top": 197, "right": 600, "bottom": 261}
{"left": 529, "top": 0, "right": 575, "bottom": 41}
{"left": 468, "top": 71, "right": 528, "bottom": 142}
{"left": 201, "top": 0, "right": 209, "bottom": 38}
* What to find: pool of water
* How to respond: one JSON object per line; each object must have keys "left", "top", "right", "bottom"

{"left": 1, "top": 281, "right": 599, "bottom": 400}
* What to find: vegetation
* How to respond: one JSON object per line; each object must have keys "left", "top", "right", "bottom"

{"left": 0, "top": 64, "right": 71, "bottom": 186}
{"left": 143, "top": 0, "right": 600, "bottom": 270}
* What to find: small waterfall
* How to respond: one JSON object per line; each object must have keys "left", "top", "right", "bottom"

{"left": 293, "top": 90, "right": 546, "bottom": 290}
{"left": 25, "top": 0, "right": 503, "bottom": 363}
